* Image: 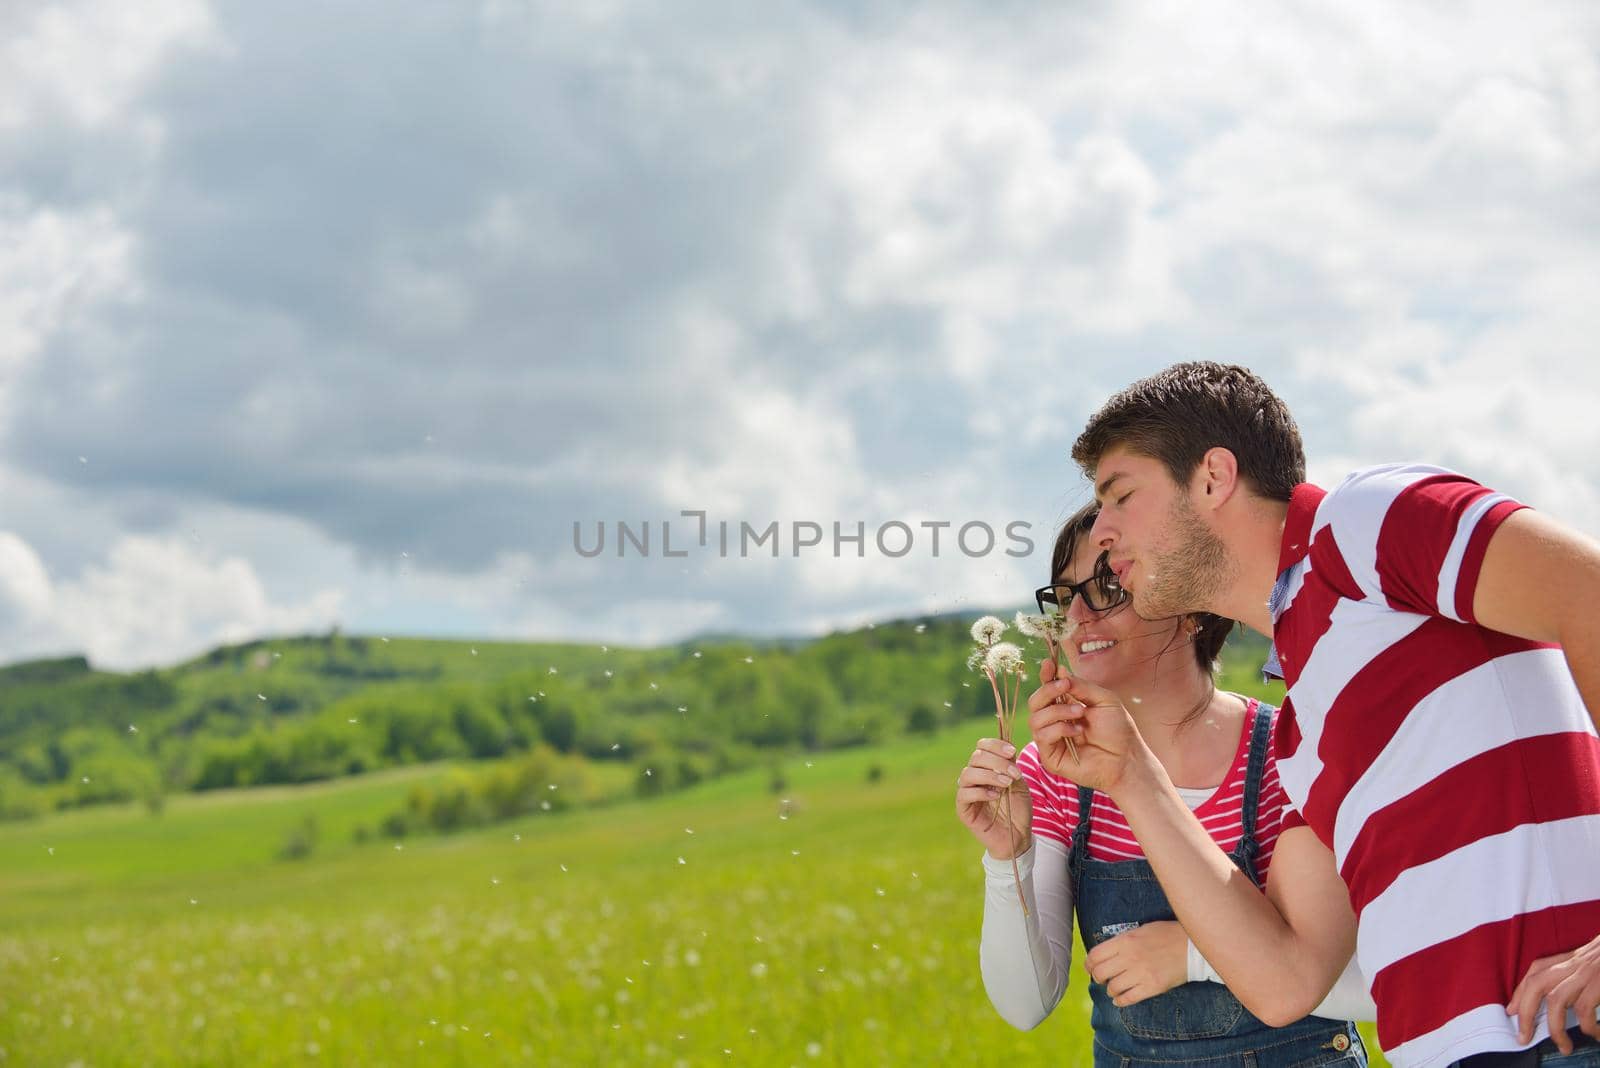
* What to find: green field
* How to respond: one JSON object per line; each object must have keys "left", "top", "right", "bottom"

{"left": 0, "top": 719, "right": 1387, "bottom": 1066}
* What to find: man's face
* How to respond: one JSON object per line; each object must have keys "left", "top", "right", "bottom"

{"left": 1088, "top": 445, "right": 1234, "bottom": 619}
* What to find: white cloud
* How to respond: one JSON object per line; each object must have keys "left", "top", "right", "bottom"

{"left": 0, "top": 0, "right": 216, "bottom": 130}
{"left": 0, "top": 530, "right": 343, "bottom": 669}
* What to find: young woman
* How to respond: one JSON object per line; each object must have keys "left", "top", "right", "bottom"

{"left": 956, "top": 502, "right": 1373, "bottom": 1066}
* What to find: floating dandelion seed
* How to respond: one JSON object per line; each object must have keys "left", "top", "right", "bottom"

{"left": 540, "top": 800, "right": 551, "bottom": 811}
{"left": 943, "top": 701, "right": 952, "bottom": 709}
{"left": 190, "top": 898, "right": 197, "bottom": 905}
{"left": 257, "top": 693, "right": 267, "bottom": 701}
{"left": 601, "top": 644, "right": 608, "bottom": 653}
{"left": 677, "top": 856, "right": 686, "bottom": 865}
{"left": 1130, "top": 697, "right": 1142, "bottom": 704}
{"left": 381, "top": 637, "right": 390, "bottom": 643}
{"left": 875, "top": 888, "right": 885, "bottom": 897}
{"left": 677, "top": 706, "right": 687, "bottom": 714}
{"left": 791, "top": 850, "right": 800, "bottom": 856}
{"left": 913, "top": 623, "right": 926, "bottom": 633}
{"left": 394, "top": 843, "right": 403, "bottom": 851}
{"left": 560, "top": 864, "right": 568, "bottom": 873}
{"left": 348, "top": 717, "right": 359, "bottom": 724}
{"left": 491, "top": 878, "right": 499, "bottom": 886}
{"left": 470, "top": 648, "right": 478, "bottom": 656}
{"left": 604, "top": 670, "right": 613, "bottom": 678}
{"left": 548, "top": 784, "right": 558, "bottom": 791}
{"left": 128, "top": 724, "right": 137, "bottom": 733}
{"left": 743, "top": 656, "right": 754, "bottom": 664}
{"left": 548, "top": 666, "right": 558, "bottom": 675}
{"left": 513, "top": 833, "right": 520, "bottom": 842}
{"left": 645, "top": 768, "right": 653, "bottom": 777}
{"left": 693, "top": 651, "right": 702, "bottom": 658}
{"left": 47, "top": 846, "right": 53, "bottom": 856}
{"left": 685, "top": 828, "right": 694, "bottom": 835}
{"left": 78, "top": 455, "right": 87, "bottom": 464}
{"left": 610, "top": 743, "right": 621, "bottom": 751}
{"left": 272, "top": 652, "right": 281, "bottom": 659}
{"left": 805, "top": 761, "right": 813, "bottom": 768}
{"left": 649, "top": 682, "right": 659, "bottom": 690}
{"left": 81, "top": 776, "right": 89, "bottom": 783}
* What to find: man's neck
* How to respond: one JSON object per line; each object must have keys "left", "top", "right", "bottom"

{"left": 1215, "top": 497, "right": 1289, "bottom": 638}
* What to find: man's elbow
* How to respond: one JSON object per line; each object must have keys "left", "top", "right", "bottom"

{"left": 1245, "top": 985, "right": 1321, "bottom": 1029}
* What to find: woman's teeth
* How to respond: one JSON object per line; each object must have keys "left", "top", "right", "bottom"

{"left": 1079, "top": 640, "right": 1117, "bottom": 654}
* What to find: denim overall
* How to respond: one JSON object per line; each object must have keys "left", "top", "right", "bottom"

{"left": 1070, "top": 703, "right": 1367, "bottom": 1067}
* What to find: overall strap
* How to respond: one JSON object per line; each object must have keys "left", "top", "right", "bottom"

{"left": 1068, "top": 784, "right": 1095, "bottom": 889}
{"left": 1236, "top": 700, "right": 1274, "bottom": 886}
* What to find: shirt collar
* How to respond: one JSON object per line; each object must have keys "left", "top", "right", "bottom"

{"left": 1278, "top": 482, "right": 1327, "bottom": 575}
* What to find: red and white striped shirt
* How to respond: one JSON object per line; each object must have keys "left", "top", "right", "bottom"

{"left": 1019, "top": 697, "right": 1291, "bottom": 881}
{"left": 1270, "top": 463, "right": 1600, "bottom": 1067}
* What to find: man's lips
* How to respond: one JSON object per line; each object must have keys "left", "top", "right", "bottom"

{"left": 1110, "top": 559, "right": 1133, "bottom": 587}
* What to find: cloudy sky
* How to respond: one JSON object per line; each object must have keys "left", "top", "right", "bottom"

{"left": 2, "top": 0, "right": 1597, "bottom": 670}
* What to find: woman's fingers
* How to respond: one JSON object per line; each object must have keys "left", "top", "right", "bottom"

{"left": 973, "top": 737, "right": 1017, "bottom": 759}
{"left": 958, "top": 765, "right": 1016, "bottom": 790}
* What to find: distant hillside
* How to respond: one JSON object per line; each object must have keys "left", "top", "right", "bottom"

{"left": 0, "top": 613, "right": 1280, "bottom": 822}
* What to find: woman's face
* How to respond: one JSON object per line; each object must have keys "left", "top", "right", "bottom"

{"left": 1057, "top": 537, "right": 1186, "bottom": 690}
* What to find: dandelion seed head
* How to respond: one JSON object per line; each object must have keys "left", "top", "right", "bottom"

{"left": 984, "top": 642, "right": 1025, "bottom": 676}
{"left": 970, "top": 615, "right": 1006, "bottom": 645}
{"left": 1013, "top": 611, "right": 1042, "bottom": 638}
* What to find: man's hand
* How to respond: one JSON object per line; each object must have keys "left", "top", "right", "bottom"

{"left": 1507, "top": 932, "right": 1600, "bottom": 1054}
{"left": 1084, "top": 920, "right": 1191, "bottom": 1007}
{"left": 1027, "top": 656, "right": 1148, "bottom": 798}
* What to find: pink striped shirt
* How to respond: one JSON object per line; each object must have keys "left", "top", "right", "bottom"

{"left": 1270, "top": 464, "right": 1600, "bottom": 1067}
{"left": 1018, "top": 697, "right": 1291, "bottom": 881}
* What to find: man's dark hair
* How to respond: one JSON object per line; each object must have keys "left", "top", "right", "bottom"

{"left": 1071, "top": 362, "right": 1306, "bottom": 502}
{"left": 1050, "top": 501, "right": 1234, "bottom": 674}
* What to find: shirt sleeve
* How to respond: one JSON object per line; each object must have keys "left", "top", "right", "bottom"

{"left": 1016, "top": 742, "right": 1076, "bottom": 849}
{"left": 979, "top": 837, "right": 1073, "bottom": 1030}
{"left": 1319, "top": 463, "right": 1527, "bottom": 624}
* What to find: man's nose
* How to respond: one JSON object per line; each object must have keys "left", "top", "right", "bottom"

{"left": 1088, "top": 508, "right": 1115, "bottom": 550}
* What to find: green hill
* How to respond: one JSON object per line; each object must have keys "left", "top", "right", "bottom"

{"left": 0, "top": 617, "right": 1282, "bottom": 828}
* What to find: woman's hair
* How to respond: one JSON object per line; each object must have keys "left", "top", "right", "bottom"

{"left": 1049, "top": 500, "right": 1235, "bottom": 674}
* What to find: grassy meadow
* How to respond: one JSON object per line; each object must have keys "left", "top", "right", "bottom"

{"left": 0, "top": 713, "right": 1387, "bottom": 1066}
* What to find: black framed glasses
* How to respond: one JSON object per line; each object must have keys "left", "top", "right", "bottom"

{"left": 1035, "top": 551, "right": 1130, "bottom": 615}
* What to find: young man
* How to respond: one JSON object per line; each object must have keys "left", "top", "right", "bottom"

{"left": 1026, "top": 362, "right": 1600, "bottom": 1067}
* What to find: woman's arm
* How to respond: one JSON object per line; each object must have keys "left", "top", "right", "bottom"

{"left": 979, "top": 836, "right": 1073, "bottom": 1030}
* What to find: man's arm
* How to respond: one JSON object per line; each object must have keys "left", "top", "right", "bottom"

{"left": 1472, "top": 508, "right": 1600, "bottom": 735}
{"left": 1470, "top": 508, "right": 1600, "bottom": 1051}
{"left": 1102, "top": 753, "right": 1357, "bottom": 1026}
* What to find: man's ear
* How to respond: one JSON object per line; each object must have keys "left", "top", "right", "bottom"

{"left": 1195, "top": 447, "right": 1239, "bottom": 510}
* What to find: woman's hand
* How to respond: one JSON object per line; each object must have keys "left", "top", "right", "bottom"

{"left": 1027, "top": 656, "right": 1148, "bottom": 799}
{"left": 1084, "top": 920, "right": 1190, "bottom": 1007}
{"left": 955, "top": 738, "right": 1032, "bottom": 860}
